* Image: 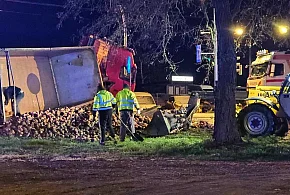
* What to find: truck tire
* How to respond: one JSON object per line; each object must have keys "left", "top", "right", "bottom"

{"left": 237, "top": 104, "right": 275, "bottom": 137}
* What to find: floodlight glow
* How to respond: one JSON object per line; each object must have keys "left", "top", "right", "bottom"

{"left": 234, "top": 28, "right": 244, "bottom": 36}
{"left": 279, "top": 26, "right": 289, "bottom": 35}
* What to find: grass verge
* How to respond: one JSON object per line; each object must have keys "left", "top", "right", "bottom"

{"left": 1, "top": 130, "right": 290, "bottom": 161}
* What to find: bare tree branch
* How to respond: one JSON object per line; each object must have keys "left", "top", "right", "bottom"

{"left": 231, "top": 0, "right": 243, "bottom": 19}
{"left": 58, "top": 0, "right": 290, "bottom": 84}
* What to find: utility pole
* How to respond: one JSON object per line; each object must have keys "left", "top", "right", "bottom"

{"left": 213, "top": 8, "right": 218, "bottom": 88}
{"left": 119, "top": 5, "right": 128, "bottom": 47}
{"left": 197, "top": 8, "right": 217, "bottom": 87}
{"left": 119, "top": 5, "right": 132, "bottom": 89}
{"left": 248, "top": 39, "right": 252, "bottom": 66}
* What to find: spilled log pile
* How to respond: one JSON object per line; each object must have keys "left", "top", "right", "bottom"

{"left": 0, "top": 103, "right": 213, "bottom": 141}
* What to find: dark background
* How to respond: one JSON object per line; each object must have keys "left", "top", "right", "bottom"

{"left": 1, "top": 0, "right": 276, "bottom": 90}
{"left": 0, "top": 0, "right": 80, "bottom": 47}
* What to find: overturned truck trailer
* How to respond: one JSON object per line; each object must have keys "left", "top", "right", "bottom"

{"left": 0, "top": 47, "right": 101, "bottom": 121}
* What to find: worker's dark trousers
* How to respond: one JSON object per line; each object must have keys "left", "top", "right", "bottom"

{"left": 120, "top": 110, "right": 135, "bottom": 141}
{"left": 98, "top": 109, "right": 115, "bottom": 143}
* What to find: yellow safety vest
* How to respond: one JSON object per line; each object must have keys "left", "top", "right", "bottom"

{"left": 116, "top": 88, "right": 140, "bottom": 111}
{"left": 93, "top": 90, "right": 116, "bottom": 111}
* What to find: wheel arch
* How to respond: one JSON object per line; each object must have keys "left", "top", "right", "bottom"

{"left": 244, "top": 97, "right": 279, "bottom": 111}
{"left": 239, "top": 102, "right": 276, "bottom": 117}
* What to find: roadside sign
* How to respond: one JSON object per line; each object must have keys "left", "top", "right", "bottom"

{"left": 196, "top": 45, "right": 201, "bottom": 63}
{"left": 172, "top": 76, "right": 193, "bottom": 82}
{"left": 126, "top": 56, "right": 131, "bottom": 74}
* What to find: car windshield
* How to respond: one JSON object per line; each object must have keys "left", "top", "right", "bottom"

{"left": 250, "top": 62, "right": 268, "bottom": 77}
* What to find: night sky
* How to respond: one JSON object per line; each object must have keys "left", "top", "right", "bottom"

{"left": 0, "top": 0, "right": 80, "bottom": 48}
{"left": 0, "top": 0, "right": 200, "bottom": 87}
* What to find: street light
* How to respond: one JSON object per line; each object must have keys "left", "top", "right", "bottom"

{"left": 231, "top": 25, "right": 245, "bottom": 36}
{"left": 278, "top": 25, "right": 289, "bottom": 35}
{"left": 274, "top": 22, "right": 289, "bottom": 36}
{"left": 234, "top": 27, "right": 244, "bottom": 36}
{"left": 231, "top": 26, "right": 253, "bottom": 73}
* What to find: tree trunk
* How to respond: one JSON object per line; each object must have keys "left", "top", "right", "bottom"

{"left": 212, "top": 0, "right": 242, "bottom": 144}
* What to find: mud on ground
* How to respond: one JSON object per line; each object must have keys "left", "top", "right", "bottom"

{"left": 0, "top": 154, "right": 290, "bottom": 195}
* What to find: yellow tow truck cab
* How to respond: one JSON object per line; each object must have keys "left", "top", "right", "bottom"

{"left": 247, "top": 49, "right": 290, "bottom": 104}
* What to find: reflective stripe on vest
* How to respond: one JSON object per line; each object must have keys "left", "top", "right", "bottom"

{"left": 96, "top": 94, "right": 114, "bottom": 106}
{"left": 93, "top": 91, "right": 114, "bottom": 111}
{"left": 118, "top": 99, "right": 134, "bottom": 110}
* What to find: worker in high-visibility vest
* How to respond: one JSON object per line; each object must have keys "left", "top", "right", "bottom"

{"left": 116, "top": 84, "right": 140, "bottom": 142}
{"left": 93, "top": 84, "right": 117, "bottom": 145}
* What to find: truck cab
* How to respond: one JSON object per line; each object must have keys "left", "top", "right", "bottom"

{"left": 80, "top": 35, "right": 137, "bottom": 96}
{"left": 247, "top": 50, "right": 290, "bottom": 103}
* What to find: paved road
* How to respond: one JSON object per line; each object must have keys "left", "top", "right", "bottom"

{"left": 0, "top": 155, "right": 290, "bottom": 195}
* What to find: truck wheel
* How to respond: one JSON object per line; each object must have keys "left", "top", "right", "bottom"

{"left": 237, "top": 104, "right": 275, "bottom": 137}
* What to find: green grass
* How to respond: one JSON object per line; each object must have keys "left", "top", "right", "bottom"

{"left": 0, "top": 137, "right": 107, "bottom": 156}
{"left": 114, "top": 130, "right": 211, "bottom": 156}
{"left": 1, "top": 130, "right": 290, "bottom": 161}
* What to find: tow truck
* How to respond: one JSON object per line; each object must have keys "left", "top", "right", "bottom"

{"left": 246, "top": 49, "right": 290, "bottom": 102}
{"left": 237, "top": 49, "right": 290, "bottom": 136}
